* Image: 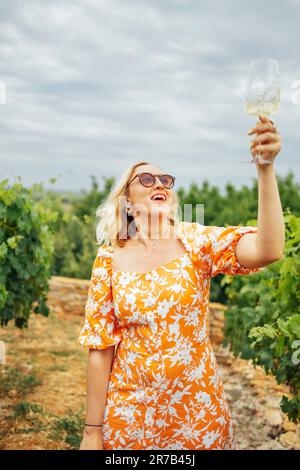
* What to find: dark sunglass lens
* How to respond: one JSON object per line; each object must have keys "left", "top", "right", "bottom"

{"left": 161, "top": 175, "right": 174, "bottom": 188}
{"left": 140, "top": 173, "right": 155, "bottom": 186}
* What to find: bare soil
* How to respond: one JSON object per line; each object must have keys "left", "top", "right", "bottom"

{"left": 0, "top": 310, "right": 295, "bottom": 450}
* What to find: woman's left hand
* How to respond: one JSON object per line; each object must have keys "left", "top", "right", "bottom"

{"left": 248, "top": 114, "right": 282, "bottom": 165}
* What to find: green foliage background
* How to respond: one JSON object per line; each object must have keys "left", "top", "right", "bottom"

{"left": 0, "top": 179, "right": 57, "bottom": 328}
{"left": 51, "top": 169, "right": 300, "bottom": 305}
{"left": 1, "top": 170, "right": 300, "bottom": 422}
{"left": 223, "top": 210, "right": 300, "bottom": 422}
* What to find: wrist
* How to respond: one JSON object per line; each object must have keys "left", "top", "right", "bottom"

{"left": 256, "top": 161, "right": 275, "bottom": 173}
{"left": 84, "top": 425, "right": 103, "bottom": 436}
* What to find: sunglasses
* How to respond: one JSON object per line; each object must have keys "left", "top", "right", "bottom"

{"left": 126, "top": 172, "right": 175, "bottom": 189}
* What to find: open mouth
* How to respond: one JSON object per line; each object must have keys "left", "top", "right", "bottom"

{"left": 150, "top": 193, "right": 167, "bottom": 202}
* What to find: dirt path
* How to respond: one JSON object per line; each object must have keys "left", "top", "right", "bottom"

{"left": 0, "top": 311, "right": 297, "bottom": 450}
{"left": 217, "top": 352, "right": 296, "bottom": 450}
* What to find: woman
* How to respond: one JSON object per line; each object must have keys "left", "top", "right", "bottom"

{"left": 78, "top": 114, "right": 285, "bottom": 450}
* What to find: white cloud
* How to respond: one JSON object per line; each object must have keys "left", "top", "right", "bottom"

{"left": 0, "top": 0, "right": 299, "bottom": 192}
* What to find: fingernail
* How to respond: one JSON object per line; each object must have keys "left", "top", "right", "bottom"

{"left": 247, "top": 129, "right": 253, "bottom": 134}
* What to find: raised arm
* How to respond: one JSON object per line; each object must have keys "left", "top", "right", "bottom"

{"left": 236, "top": 115, "right": 285, "bottom": 268}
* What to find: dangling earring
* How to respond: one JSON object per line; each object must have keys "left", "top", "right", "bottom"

{"left": 126, "top": 200, "right": 132, "bottom": 215}
{"left": 126, "top": 201, "right": 137, "bottom": 238}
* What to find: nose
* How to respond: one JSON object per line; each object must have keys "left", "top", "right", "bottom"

{"left": 153, "top": 176, "right": 164, "bottom": 188}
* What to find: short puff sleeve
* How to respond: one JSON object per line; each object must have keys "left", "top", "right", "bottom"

{"left": 182, "top": 222, "right": 263, "bottom": 278}
{"left": 205, "top": 224, "right": 263, "bottom": 277}
{"left": 78, "top": 245, "right": 122, "bottom": 350}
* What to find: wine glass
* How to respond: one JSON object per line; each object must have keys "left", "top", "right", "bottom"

{"left": 243, "top": 58, "right": 280, "bottom": 164}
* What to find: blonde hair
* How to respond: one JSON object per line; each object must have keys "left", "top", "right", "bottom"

{"left": 95, "top": 161, "right": 181, "bottom": 248}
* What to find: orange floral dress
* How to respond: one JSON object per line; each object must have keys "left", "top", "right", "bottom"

{"left": 78, "top": 221, "right": 263, "bottom": 450}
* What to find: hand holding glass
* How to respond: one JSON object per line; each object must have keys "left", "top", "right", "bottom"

{"left": 243, "top": 59, "right": 280, "bottom": 164}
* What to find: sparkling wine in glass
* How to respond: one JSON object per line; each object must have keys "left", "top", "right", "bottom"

{"left": 243, "top": 59, "right": 280, "bottom": 164}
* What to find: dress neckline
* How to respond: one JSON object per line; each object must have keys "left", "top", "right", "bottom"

{"left": 111, "top": 221, "right": 190, "bottom": 277}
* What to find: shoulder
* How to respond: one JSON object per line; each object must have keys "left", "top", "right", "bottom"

{"left": 177, "top": 221, "right": 242, "bottom": 242}
{"left": 96, "top": 244, "right": 113, "bottom": 259}
{"left": 177, "top": 221, "right": 210, "bottom": 260}
{"left": 177, "top": 221, "right": 209, "bottom": 243}
{"left": 91, "top": 245, "right": 113, "bottom": 281}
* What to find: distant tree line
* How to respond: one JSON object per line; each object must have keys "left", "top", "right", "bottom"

{"left": 51, "top": 170, "right": 300, "bottom": 304}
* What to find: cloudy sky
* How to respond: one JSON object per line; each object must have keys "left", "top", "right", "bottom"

{"left": 0, "top": 0, "right": 299, "bottom": 194}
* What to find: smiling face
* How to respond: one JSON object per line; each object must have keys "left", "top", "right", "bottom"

{"left": 125, "top": 164, "right": 174, "bottom": 222}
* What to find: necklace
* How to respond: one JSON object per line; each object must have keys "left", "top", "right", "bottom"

{"left": 151, "top": 241, "right": 158, "bottom": 251}
{"left": 129, "top": 226, "right": 175, "bottom": 251}
{"left": 129, "top": 239, "right": 159, "bottom": 251}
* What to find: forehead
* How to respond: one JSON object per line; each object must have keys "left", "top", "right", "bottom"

{"left": 132, "top": 164, "right": 163, "bottom": 176}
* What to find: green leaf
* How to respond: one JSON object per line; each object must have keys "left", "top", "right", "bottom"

{"left": 287, "top": 315, "right": 300, "bottom": 338}
{"left": 0, "top": 242, "right": 8, "bottom": 259}
{"left": 277, "top": 318, "right": 293, "bottom": 339}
